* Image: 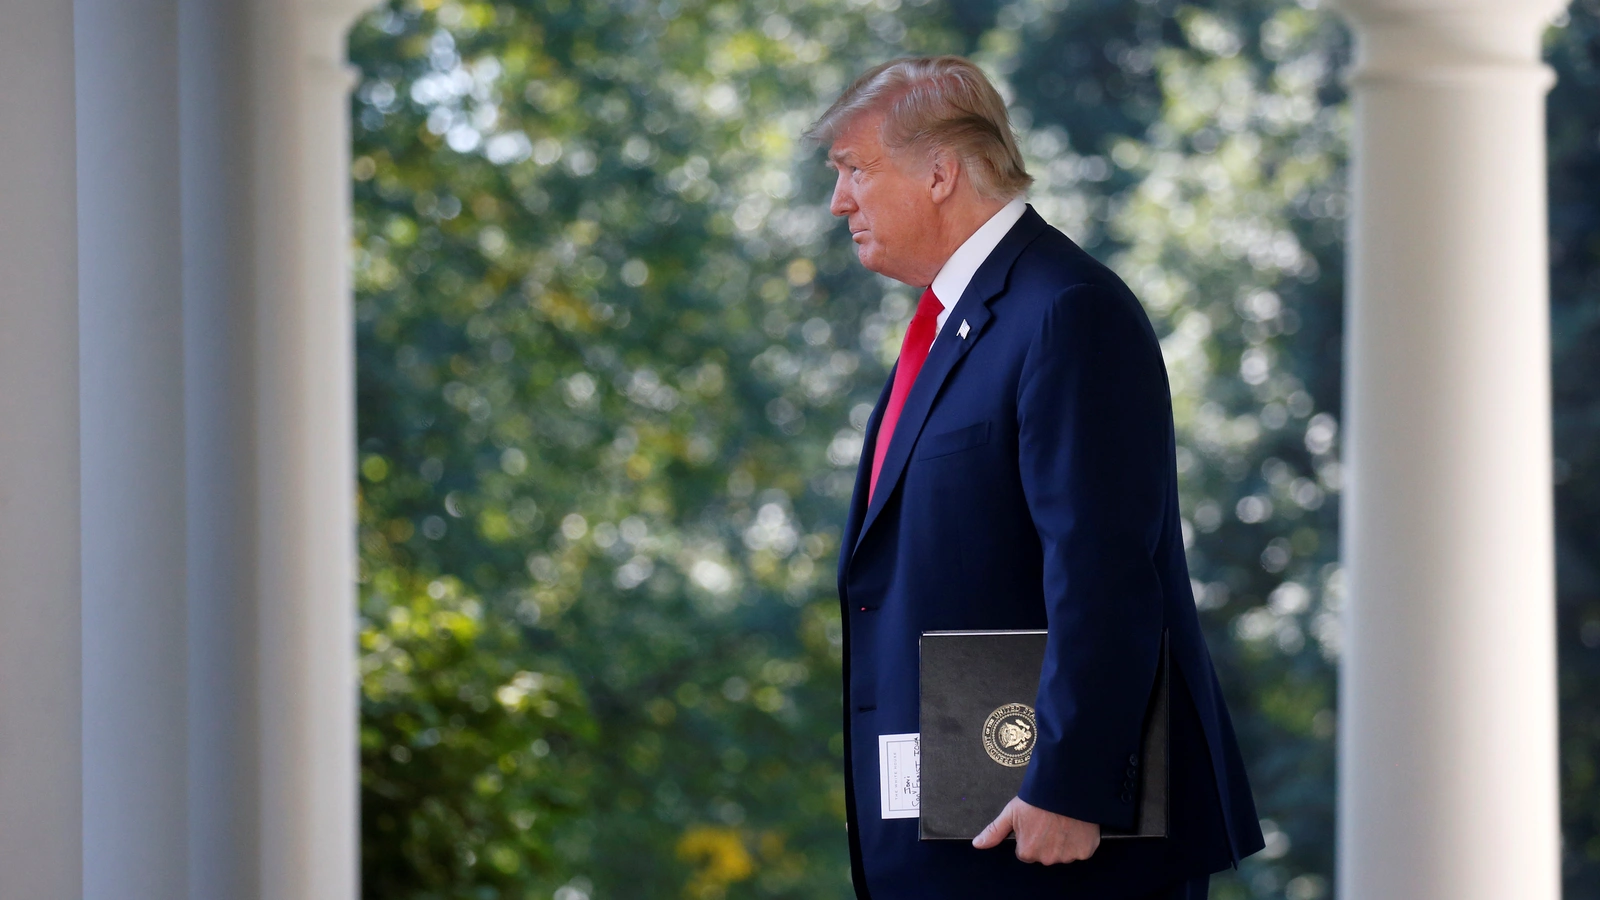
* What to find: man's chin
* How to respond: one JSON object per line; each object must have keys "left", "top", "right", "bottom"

{"left": 855, "top": 244, "right": 889, "bottom": 276}
{"left": 855, "top": 249, "right": 919, "bottom": 286}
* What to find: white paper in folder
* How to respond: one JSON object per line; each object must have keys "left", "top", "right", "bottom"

{"left": 877, "top": 732, "right": 920, "bottom": 819}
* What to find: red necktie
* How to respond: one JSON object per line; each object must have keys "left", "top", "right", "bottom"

{"left": 869, "top": 287, "right": 943, "bottom": 500}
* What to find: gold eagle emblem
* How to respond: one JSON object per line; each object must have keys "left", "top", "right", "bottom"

{"left": 981, "top": 702, "right": 1037, "bottom": 767}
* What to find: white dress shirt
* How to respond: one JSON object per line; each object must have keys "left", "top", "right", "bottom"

{"left": 928, "top": 196, "right": 1028, "bottom": 338}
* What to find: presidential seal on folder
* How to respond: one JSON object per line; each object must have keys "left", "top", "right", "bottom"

{"left": 981, "top": 702, "right": 1036, "bottom": 767}
{"left": 917, "top": 629, "right": 1170, "bottom": 841}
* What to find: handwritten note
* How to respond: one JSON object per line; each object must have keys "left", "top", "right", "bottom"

{"left": 878, "top": 732, "right": 920, "bottom": 819}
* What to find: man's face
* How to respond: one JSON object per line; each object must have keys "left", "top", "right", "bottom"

{"left": 826, "top": 112, "right": 938, "bottom": 286}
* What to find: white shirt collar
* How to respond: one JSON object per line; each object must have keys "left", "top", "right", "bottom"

{"left": 928, "top": 196, "right": 1028, "bottom": 335}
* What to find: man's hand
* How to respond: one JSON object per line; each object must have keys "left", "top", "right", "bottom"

{"left": 971, "top": 796, "right": 1101, "bottom": 865}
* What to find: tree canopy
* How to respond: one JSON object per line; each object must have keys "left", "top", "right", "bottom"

{"left": 348, "top": 1, "right": 1600, "bottom": 897}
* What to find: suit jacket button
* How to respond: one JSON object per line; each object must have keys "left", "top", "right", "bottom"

{"left": 1120, "top": 792, "right": 1134, "bottom": 803}
{"left": 1128, "top": 754, "right": 1139, "bottom": 766}
{"left": 1126, "top": 766, "right": 1138, "bottom": 778}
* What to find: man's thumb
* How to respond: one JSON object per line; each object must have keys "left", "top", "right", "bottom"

{"left": 971, "top": 807, "right": 1012, "bottom": 849}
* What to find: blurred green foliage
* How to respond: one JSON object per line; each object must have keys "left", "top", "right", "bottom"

{"left": 1549, "top": 1, "right": 1600, "bottom": 894}
{"left": 348, "top": 0, "right": 1600, "bottom": 898}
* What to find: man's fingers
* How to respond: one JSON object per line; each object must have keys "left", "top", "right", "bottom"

{"left": 971, "top": 806, "right": 1013, "bottom": 849}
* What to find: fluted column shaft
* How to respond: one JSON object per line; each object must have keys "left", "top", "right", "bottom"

{"left": 1335, "top": 2, "right": 1568, "bottom": 898}
{"left": 250, "top": 3, "right": 373, "bottom": 898}
{"left": 0, "top": 1, "right": 374, "bottom": 896}
{"left": 0, "top": 1, "right": 83, "bottom": 895}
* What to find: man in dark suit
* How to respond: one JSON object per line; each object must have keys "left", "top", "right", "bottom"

{"left": 807, "top": 57, "right": 1266, "bottom": 898}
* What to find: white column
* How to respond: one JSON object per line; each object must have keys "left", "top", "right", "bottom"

{"left": 1336, "top": 2, "right": 1568, "bottom": 898}
{"left": 76, "top": 0, "right": 192, "bottom": 897}
{"left": 0, "top": 1, "right": 83, "bottom": 896}
{"left": 181, "top": 2, "right": 377, "bottom": 896}
{"left": 180, "top": 1, "right": 260, "bottom": 896}
{"left": 2, "top": 0, "right": 374, "bottom": 896}
{"left": 249, "top": 3, "right": 374, "bottom": 898}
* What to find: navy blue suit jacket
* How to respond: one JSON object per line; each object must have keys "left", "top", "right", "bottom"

{"left": 837, "top": 207, "right": 1264, "bottom": 898}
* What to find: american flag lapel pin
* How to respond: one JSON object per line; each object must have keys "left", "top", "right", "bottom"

{"left": 957, "top": 319, "right": 970, "bottom": 339}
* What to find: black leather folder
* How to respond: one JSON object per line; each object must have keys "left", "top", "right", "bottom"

{"left": 917, "top": 629, "right": 1169, "bottom": 841}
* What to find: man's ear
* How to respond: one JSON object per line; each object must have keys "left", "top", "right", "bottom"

{"left": 928, "top": 150, "right": 960, "bottom": 205}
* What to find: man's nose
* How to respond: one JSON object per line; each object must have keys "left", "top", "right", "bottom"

{"left": 829, "top": 176, "right": 854, "bottom": 217}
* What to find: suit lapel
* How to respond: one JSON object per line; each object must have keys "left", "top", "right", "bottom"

{"left": 839, "top": 367, "right": 895, "bottom": 582}
{"left": 849, "top": 206, "right": 1050, "bottom": 557}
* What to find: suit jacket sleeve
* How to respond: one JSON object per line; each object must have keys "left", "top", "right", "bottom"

{"left": 1014, "top": 282, "right": 1171, "bottom": 831}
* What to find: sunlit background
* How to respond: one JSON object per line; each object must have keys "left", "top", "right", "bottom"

{"left": 347, "top": 1, "right": 1600, "bottom": 897}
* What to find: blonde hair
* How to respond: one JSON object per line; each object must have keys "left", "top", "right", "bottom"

{"left": 805, "top": 56, "right": 1033, "bottom": 201}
